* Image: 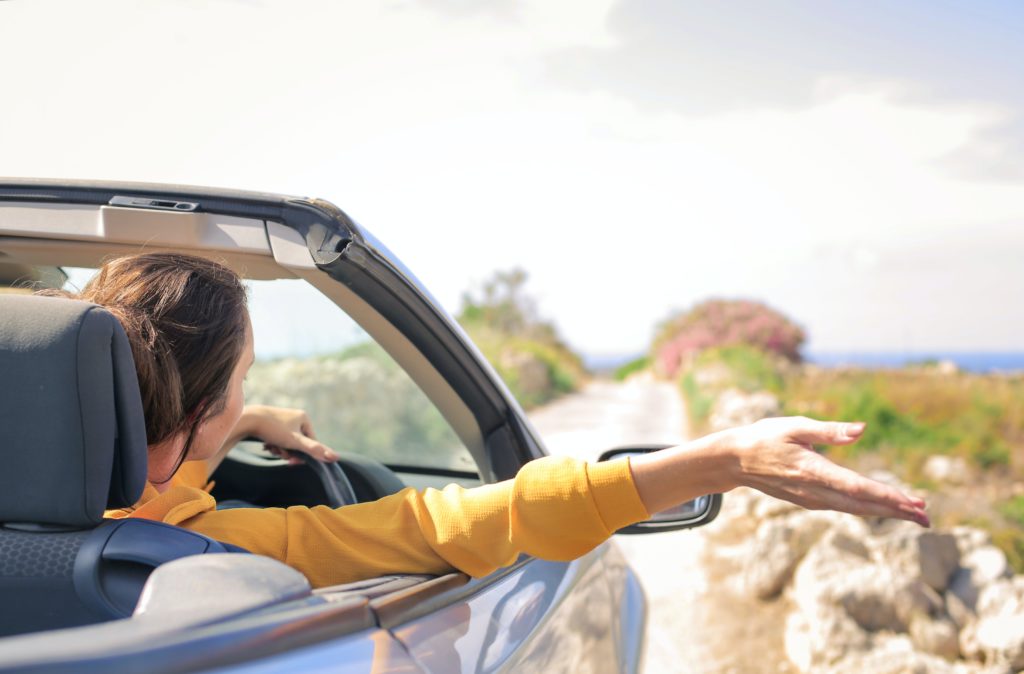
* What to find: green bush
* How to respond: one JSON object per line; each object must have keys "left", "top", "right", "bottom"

{"left": 1000, "top": 496, "right": 1024, "bottom": 528}
{"left": 457, "top": 269, "right": 585, "bottom": 409}
{"left": 695, "top": 345, "right": 784, "bottom": 394}
{"left": 818, "top": 381, "right": 949, "bottom": 457}
{"left": 614, "top": 355, "right": 651, "bottom": 381}
{"left": 680, "top": 370, "right": 716, "bottom": 432}
{"left": 992, "top": 527, "right": 1024, "bottom": 574}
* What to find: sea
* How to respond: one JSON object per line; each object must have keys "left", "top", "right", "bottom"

{"left": 805, "top": 352, "right": 1024, "bottom": 374}
{"left": 585, "top": 352, "right": 1024, "bottom": 375}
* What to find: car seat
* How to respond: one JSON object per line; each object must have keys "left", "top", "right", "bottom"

{"left": 0, "top": 294, "right": 243, "bottom": 637}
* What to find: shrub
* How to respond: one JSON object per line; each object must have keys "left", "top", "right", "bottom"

{"left": 614, "top": 355, "right": 651, "bottom": 381}
{"left": 694, "top": 345, "right": 784, "bottom": 394}
{"left": 457, "top": 269, "right": 586, "bottom": 409}
{"left": 680, "top": 370, "right": 716, "bottom": 431}
{"left": 654, "top": 299, "right": 805, "bottom": 379}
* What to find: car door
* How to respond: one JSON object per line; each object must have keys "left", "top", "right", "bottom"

{"left": 233, "top": 272, "right": 637, "bottom": 673}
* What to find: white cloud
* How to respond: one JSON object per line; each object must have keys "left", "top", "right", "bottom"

{"left": 1, "top": 0, "right": 1022, "bottom": 354}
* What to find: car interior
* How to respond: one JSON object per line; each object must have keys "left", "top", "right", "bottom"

{"left": 0, "top": 196, "right": 497, "bottom": 666}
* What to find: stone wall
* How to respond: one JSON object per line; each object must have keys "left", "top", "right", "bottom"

{"left": 705, "top": 389, "right": 1024, "bottom": 674}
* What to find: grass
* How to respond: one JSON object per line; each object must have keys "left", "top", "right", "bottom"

{"left": 675, "top": 345, "right": 1024, "bottom": 570}
{"left": 781, "top": 368, "right": 1023, "bottom": 478}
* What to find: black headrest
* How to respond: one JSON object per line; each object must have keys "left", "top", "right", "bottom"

{"left": 0, "top": 295, "right": 148, "bottom": 526}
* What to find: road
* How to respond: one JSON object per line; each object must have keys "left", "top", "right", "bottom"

{"left": 527, "top": 377, "right": 794, "bottom": 674}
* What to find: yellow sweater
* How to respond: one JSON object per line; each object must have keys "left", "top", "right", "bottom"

{"left": 104, "top": 456, "right": 649, "bottom": 588}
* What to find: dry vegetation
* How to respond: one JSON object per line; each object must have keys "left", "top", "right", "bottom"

{"left": 650, "top": 299, "right": 1024, "bottom": 572}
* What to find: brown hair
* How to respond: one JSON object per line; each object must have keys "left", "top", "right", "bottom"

{"left": 45, "top": 253, "right": 249, "bottom": 482}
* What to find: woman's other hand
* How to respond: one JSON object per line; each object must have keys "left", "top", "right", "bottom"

{"left": 242, "top": 404, "right": 340, "bottom": 465}
{"left": 629, "top": 416, "right": 929, "bottom": 527}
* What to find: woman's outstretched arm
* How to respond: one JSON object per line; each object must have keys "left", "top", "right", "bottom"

{"left": 630, "top": 416, "right": 929, "bottom": 526}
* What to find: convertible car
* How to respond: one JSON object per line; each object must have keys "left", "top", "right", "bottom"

{"left": 0, "top": 180, "right": 721, "bottom": 673}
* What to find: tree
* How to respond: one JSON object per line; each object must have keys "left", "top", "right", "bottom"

{"left": 458, "top": 268, "right": 538, "bottom": 339}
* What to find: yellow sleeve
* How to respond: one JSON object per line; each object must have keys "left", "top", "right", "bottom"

{"left": 176, "top": 455, "right": 649, "bottom": 588}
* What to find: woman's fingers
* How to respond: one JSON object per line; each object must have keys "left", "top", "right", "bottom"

{"left": 786, "top": 417, "right": 867, "bottom": 446}
{"left": 777, "top": 451, "right": 929, "bottom": 526}
{"left": 265, "top": 435, "right": 340, "bottom": 463}
{"left": 731, "top": 416, "right": 929, "bottom": 527}
{"left": 291, "top": 432, "right": 340, "bottom": 462}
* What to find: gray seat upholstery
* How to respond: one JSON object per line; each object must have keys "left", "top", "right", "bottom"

{"left": 0, "top": 295, "right": 243, "bottom": 637}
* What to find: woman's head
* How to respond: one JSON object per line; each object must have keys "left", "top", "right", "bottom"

{"left": 57, "top": 253, "right": 251, "bottom": 481}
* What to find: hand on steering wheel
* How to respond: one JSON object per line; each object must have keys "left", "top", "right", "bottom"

{"left": 244, "top": 405, "right": 340, "bottom": 465}
{"left": 243, "top": 405, "right": 358, "bottom": 507}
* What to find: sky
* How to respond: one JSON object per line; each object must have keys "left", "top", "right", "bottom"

{"left": 2, "top": 0, "right": 1023, "bottom": 357}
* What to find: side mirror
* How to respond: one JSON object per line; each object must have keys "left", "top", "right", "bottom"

{"left": 598, "top": 444, "right": 723, "bottom": 534}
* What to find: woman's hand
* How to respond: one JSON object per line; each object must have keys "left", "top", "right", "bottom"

{"left": 629, "top": 416, "right": 929, "bottom": 527}
{"left": 207, "top": 405, "right": 340, "bottom": 476}
{"left": 242, "top": 405, "right": 340, "bottom": 465}
{"left": 716, "top": 417, "right": 929, "bottom": 526}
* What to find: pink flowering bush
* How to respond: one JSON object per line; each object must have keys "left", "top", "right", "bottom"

{"left": 654, "top": 299, "right": 805, "bottom": 378}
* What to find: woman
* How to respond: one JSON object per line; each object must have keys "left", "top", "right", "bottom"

{"left": 61, "top": 252, "right": 928, "bottom": 588}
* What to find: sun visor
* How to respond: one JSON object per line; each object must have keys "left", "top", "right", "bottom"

{"left": 0, "top": 202, "right": 270, "bottom": 254}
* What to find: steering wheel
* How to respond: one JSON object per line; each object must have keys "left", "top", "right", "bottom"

{"left": 286, "top": 449, "right": 359, "bottom": 508}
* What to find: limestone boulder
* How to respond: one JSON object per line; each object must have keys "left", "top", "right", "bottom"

{"left": 950, "top": 526, "right": 992, "bottom": 558}
{"left": 821, "top": 634, "right": 962, "bottom": 674}
{"left": 908, "top": 613, "right": 960, "bottom": 660}
{"left": 923, "top": 455, "right": 970, "bottom": 485}
{"left": 874, "top": 525, "right": 961, "bottom": 593}
{"left": 969, "top": 577, "right": 1024, "bottom": 669}
{"left": 786, "top": 527, "right": 877, "bottom": 670}
{"left": 948, "top": 545, "right": 1011, "bottom": 614}
{"left": 744, "top": 509, "right": 833, "bottom": 599}
{"left": 708, "top": 388, "right": 780, "bottom": 431}
{"left": 784, "top": 603, "right": 871, "bottom": 673}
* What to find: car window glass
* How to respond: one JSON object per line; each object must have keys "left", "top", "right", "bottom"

{"left": 60, "top": 268, "right": 475, "bottom": 473}
{"left": 243, "top": 278, "right": 475, "bottom": 473}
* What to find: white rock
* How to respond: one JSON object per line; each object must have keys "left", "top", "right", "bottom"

{"left": 945, "top": 588, "right": 974, "bottom": 631}
{"left": 949, "top": 546, "right": 1011, "bottom": 613}
{"left": 709, "top": 388, "right": 781, "bottom": 431}
{"left": 951, "top": 526, "right": 993, "bottom": 558}
{"left": 909, "top": 614, "right": 961, "bottom": 660}
{"left": 893, "top": 578, "right": 945, "bottom": 628}
{"left": 973, "top": 577, "right": 1024, "bottom": 669}
{"left": 877, "top": 527, "right": 961, "bottom": 593}
{"left": 838, "top": 565, "right": 907, "bottom": 632}
{"left": 744, "top": 510, "right": 832, "bottom": 599}
{"left": 752, "top": 493, "right": 800, "bottom": 520}
{"left": 923, "top": 455, "right": 970, "bottom": 485}
{"left": 821, "top": 634, "right": 960, "bottom": 674}
{"left": 787, "top": 529, "right": 880, "bottom": 670}
{"left": 784, "top": 603, "right": 871, "bottom": 672}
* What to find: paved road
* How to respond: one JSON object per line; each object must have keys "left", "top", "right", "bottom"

{"left": 528, "top": 377, "right": 793, "bottom": 674}
{"left": 528, "top": 377, "right": 712, "bottom": 673}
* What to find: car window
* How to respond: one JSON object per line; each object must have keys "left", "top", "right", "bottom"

{"left": 60, "top": 268, "right": 476, "bottom": 473}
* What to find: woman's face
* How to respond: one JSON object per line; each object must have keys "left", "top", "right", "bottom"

{"left": 189, "top": 319, "right": 255, "bottom": 461}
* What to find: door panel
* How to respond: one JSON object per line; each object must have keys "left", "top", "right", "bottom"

{"left": 392, "top": 546, "right": 620, "bottom": 674}
{"left": 209, "top": 628, "right": 423, "bottom": 674}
